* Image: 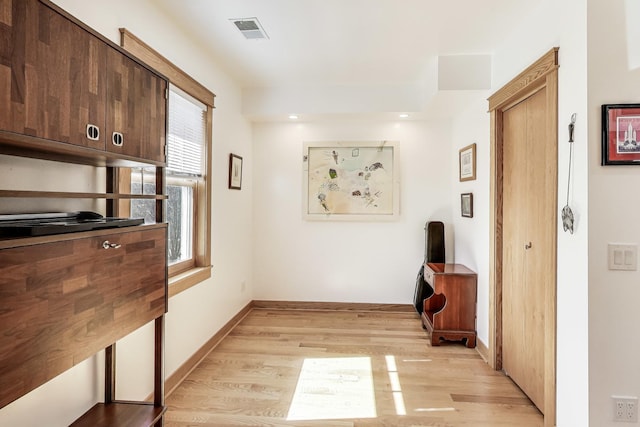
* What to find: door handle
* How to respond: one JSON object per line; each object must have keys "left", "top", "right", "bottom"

{"left": 525, "top": 242, "right": 532, "bottom": 250}
{"left": 102, "top": 240, "right": 122, "bottom": 249}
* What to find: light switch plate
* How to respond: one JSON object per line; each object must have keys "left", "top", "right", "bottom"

{"left": 608, "top": 244, "right": 638, "bottom": 271}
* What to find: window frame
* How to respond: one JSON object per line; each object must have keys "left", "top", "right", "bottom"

{"left": 166, "top": 175, "right": 198, "bottom": 276}
{"left": 120, "top": 28, "right": 214, "bottom": 297}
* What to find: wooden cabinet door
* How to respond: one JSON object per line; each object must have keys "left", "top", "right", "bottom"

{"left": 0, "top": 0, "right": 107, "bottom": 149}
{"left": 106, "top": 47, "right": 167, "bottom": 163}
{"left": 0, "top": 226, "right": 167, "bottom": 410}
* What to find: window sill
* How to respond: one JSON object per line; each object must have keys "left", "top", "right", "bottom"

{"left": 168, "top": 266, "right": 212, "bottom": 298}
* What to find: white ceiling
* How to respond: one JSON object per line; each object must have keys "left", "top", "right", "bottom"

{"left": 153, "top": 0, "right": 540, "bottom": 120}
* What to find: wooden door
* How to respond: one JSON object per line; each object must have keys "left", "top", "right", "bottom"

{"left": 502, "top": 88, "right": 551, "bottom": 411}
{"left": 0, "top": 0, "right": 107, "bottom": 149}
{"left": 106, "top": 48, "right": 167, "bottom": 163}
{"left": 489, "top": 48, "right": 558, "bottom": 425}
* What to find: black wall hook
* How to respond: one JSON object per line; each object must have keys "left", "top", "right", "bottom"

{"left": 568, "top": 113, "right": 576, "bottom": 142}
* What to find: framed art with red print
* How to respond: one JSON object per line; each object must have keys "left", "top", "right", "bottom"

{"left": 602, "top": 104, "right": 640, "bottom": 165}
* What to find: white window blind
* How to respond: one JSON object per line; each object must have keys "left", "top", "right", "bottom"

{"left": 167, "top": 84, "right": 206, "bottom": 176}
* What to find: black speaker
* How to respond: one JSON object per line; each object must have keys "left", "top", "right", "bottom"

{"left": 425, "top": 221, "right": 445, "bottom": 263}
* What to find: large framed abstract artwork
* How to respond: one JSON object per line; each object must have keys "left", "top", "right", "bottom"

{"left": 302, "top": 141, "right": 400, "bottom": 221}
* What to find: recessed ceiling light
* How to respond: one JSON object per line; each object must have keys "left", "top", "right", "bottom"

{"left": 288, "top": 114, "right": 299, "bottom": 120}
{"left": 399, "top": 113, "right": 410, "bottom": 118}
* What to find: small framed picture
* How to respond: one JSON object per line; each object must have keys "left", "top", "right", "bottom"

{"left": 229, "top": 153, "right": 243, "bottom": 190}
{"left": 602, "top": 104, "right": 640, "bottom": 165}
{"left": 459, "top": 143, "right": 476, "bottom": 181}
{"left": 461, "top": 193, "right": 473, "bottom": 218}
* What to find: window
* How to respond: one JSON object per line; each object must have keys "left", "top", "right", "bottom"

{"left": 128, "top": 85, "right": 211, "bottom": 289}
{"left": 120, "top": 29, "right": 214, "bottom": 296}
{"left": 129, "top": 168, "right": 197, "bottom": 269}
{"left": 165, "top": 85, "right": 205, "bottom": 272}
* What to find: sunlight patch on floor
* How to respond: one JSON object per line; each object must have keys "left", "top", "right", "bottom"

{"left": 287, "top": 357, "right": 376, "bottom": 421}
{"left": 385, "top": 355, "right": 406, "bottom": 416}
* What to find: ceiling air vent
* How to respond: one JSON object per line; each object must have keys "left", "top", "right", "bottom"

{"left": 230, "top": 17, "right": 269, "bottom": 40}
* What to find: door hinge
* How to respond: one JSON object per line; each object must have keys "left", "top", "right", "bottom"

{"left": 165, "top": 88, "right": 169, "bottom": 99}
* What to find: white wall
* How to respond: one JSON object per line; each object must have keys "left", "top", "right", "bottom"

{"left": 0, "top": 1, "right": 253, "bottom": 425}
{"left": 588, "top": 1, "right": 640, "bottom": 425}
{"left": 449, "top": 0, "right": 589, "bottom": 424}
{"left": 450, "top": 95, "right": 491, "bottom": 345}
{"left": 252, "top": 119, "right": 453, "bottom": 304}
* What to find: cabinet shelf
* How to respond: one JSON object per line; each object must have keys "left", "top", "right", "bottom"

{"left": 0, "top": 190, "right": 167, "bottom": 199}
{"left": 0, "top": 131, "right": 166, "bottom": 168}
{"left": 70, "top": 402, "right": 165, "bottom": 427}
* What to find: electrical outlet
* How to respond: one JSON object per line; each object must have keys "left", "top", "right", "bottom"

{"left": 616, "top": 400, "right": 626, "bottom": 421}
{"left": 613, "top": 396, "right": 638, "bottom": 422}
{"left": 627, "top": 399, "right": 638, "bottom": 422}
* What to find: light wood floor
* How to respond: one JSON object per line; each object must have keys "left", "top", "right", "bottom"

{"left": 164, "top": 309, "right": 543, "bottom": 426}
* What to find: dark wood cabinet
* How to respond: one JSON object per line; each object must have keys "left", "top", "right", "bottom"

{"left": 421, "top": 263, "right": 477, "bottom": 348}
{"left": 106, "top": 48, "right": 167, "bottom": 163}
{"left": 0, "top": 1, "right": 169, "bottom": 425}
{"left": 0, "top": 0, "right": 166, "bottom": 164}
{"left": 0, "top": 0, "right": 107, "bottom": 150}
{"left": 0, "top": 226, "right": 167, "bottom": 410}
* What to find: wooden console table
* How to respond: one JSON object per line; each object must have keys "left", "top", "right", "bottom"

{"left": 420, "top": 263, "right": 477, "bottom": 348}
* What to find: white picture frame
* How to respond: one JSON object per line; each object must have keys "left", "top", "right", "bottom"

{"left": 302, "top": 141, "right": 400, "bottom": 221}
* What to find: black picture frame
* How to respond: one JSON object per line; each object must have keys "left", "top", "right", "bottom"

{"left": 228, "top": 153, "right": 243, "bottom": 189}
{"left": 602, "top": 103, "right": 640, "bottom": 165}
{"left": 461, "top": 193, "right": 473, "bottom": 218}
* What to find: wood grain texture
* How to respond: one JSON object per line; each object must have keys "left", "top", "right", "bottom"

{"left": 121, "top": 27, "right": 212, "bottom": 298}
{"left": 0, "top": 226, "right": 167, "bottom": 409}
{"left": 0, "top": 223, "right": 166, "bottom": 250}
{"left": 164, "top": 308, "right": 542, "bottom": 426}
{"left": 120, "top": 28, "right": 215, "bottom": 108}
{"left": 162, "top": 302, "right": 253, "bottom": 398}
{"left": 543, "top": 70, "right": 558, "bottom": 427}
{"left": 0, "top": 0, "right": 167, "bottom": 166}
{"left": 106, "top": 47, "right": 166, "bottom": 163}
{"left": 0, "top": 0, "right": 11, "bottom": 25}
{"left": 70, "top": 402, "right": 165, "bottom": 427}
{"left": 476, "top": 337, "right": 490, "bottom": 364}
{"left": 252, "top": 300, "right": 415, "bottom": 312}
{"left": 487, "top": 48, "right": 558, "bottom": 111}
{"left": 0, "top": 0, "right": 107, "bottom": 149}
{"left": 196, "top": 107, "right": 213, "bottom": 268}
{"left": 488, "top": 49, "right": 558, "bottom": 426}
{"left": 503, "top": 90, "right": 546, "bottom": 410}
{"left": 168, "top": 267, "right": 212, "bottom": 298}
{"left": 0, "top": 129, "right": 166, "bottom": 167}
{"left": 422, "top": 263, "right": 477, "bottom": 348}
{"left": 488, "top": 109, "right": 502, "bottom": 372}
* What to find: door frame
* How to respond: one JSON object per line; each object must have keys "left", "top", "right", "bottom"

{"left": 487, "top": 47, "right": 559, "bottom": 426}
